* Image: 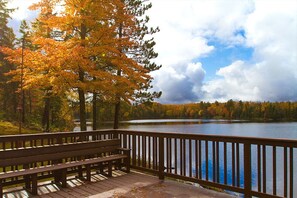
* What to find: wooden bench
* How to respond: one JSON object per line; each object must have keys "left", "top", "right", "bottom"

{"left": 0, "top": 138, "right": 130, "bottom": 196}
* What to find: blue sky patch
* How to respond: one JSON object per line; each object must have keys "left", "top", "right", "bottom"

{"left": 198, "top": 41, "right": 254, "bottom": 80}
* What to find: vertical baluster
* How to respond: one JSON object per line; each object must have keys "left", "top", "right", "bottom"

{"left": 128, "top": 135, "right": 131, "bottom": 150}
{"left": 236, "top": 143, "right": 240, "bottom": 187}
{"left": 174, "top": 138, "right": 177, "bottom": 175}
{"left": 216, "top": 141, "right": 220, "bottom": 183}
{"left": 212, "top": 141, "right": 216, "bottom": 182}
{"left": 206, "top": 140, "right": 209, "bottom": 181}
{"left": 195, "top": 139, "right": 198, "bottom": 179}
{"left": 224, "top": 142, "right": 227, "bottom": 184}
{"left": 273, "top": 146, "right": 277, "bottom": 195}
{"left": 164, "top": 138, "right": 169, "bottom": 171}
{"left": 183, "top": 139, "right": 186, "bottom": 176}
{"left": 284, "top": 147, "right": 287, "bottom": 198}
{"left": 257, "top": 144, "right": 261, "bottom": 193}
{"left": 132, "top": 135, "right": 136, "bottom": 167}
{"left": 141, "top": 135, "right": 145, "bottom": 167}
{"left": 153, "top": 136, "right": 157, "bottom": 170}
{"left": 232, "top": 142, "right": 235, "bottom": 186}
{"left": 123, "top": 134, "right": 127, "bottom": 148}
{"left": 289, "top": 147, "right": 293, "bottom": 198}
{"left": 148, "top": 136, "right": 151, "bottom": 169}
{"left": 159, "top": 136, "right": 164, "bottom": 180}
{"left": 199, "top": 140, "right": 202, "bottom": 179}
{"left": 169, "top": 138, "right": 172, "bottom": 173}
{"left": 189, "top": 139, "right": 192, "bottom": 177}
{"left": 244, "top": 143, "right": 251, "bottom": 197}
{"left": 138, "top": 135, "right": 141, "bottom": 166}
{"left": 142, "top": 135, "right": 146, "bottom": 168}
{"left": 183, "top": 139, "right": 187, "bottom": 176}
{"left": 263, "top": 145, "right": 266, "bottom": 193}
{"left": 180, "top": 138, "right": 183, "bottom": 175}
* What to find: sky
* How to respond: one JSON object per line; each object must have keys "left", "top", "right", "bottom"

{"left": 7, "top": 0, "right": 297, "bottom": 104}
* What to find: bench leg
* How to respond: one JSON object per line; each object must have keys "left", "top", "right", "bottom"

{"left": 126, "top": 153, "right": 131, "bottom": 173}
{"left": 99, "top": 163, "right": 104, "bottom": 174}
{"left": 24, "top": 175, "right": 31, "bottom": 189}
{"left": 125, "top": 160, "right": 130, "bottom": 173}
{"left": 0, "top": 179, "right": 3, "bottom": 198}
{"left": 116, "top": 159, "right": 121, "bottom": 170}
{"left": 107, "top": 162, "right": 112, "bottom": 177}
{"left": 61, "top": 169, "right": 67, "bottom": 188}
{"left": 86, "top": 165, "right": 91, "bottom": 181}
{"left": 78, "top": 165, "right": 83, "bottom": 178}
{"left": 23, "top": 164, "right": 31, "bottom": 189}
{"left": 54, "top": 170, "right": 61, "bottom": 184}
{"left": 31, "top": 174, "right": 38, "bottom": 195}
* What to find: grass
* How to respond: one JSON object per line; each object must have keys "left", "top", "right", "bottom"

{"left": 0, "top": 120, "right": 40, "bottom": 135}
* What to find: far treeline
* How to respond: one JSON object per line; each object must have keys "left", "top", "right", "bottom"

{"left": 0, "top": 0, "right": 161, "bottom": 132}
{"left": 109, "top": 100, "right": 297, "bottom": 122}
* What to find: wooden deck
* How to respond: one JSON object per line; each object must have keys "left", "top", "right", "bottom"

{"left": 3, "top": 170, "right": 233, "bottom": 198}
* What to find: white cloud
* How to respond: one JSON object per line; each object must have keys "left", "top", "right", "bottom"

{"left": 148, "top": 0, "right": 297, "bottom": 103}
{"left": 202, "top": 0, "right": 297, "bottom": 102}
{"left": 149, "top": 0, "right": 255, "bottom": 103}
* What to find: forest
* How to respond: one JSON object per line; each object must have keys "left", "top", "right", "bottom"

{"left": 78, "top": 100, "right": 297, "bottom": 124}
{"left": 1, "top": 1, "right": 296, "bottom": 133}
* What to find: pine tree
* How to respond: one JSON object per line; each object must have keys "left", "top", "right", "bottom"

{"left": 112, "top": 0, "right": 162, "bottom": 129}
{"left": 0, "top": 0, "right": 16, "bottom": 120}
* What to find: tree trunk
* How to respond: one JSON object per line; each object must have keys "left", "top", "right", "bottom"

{"left": 42, "top": 96, "right": 50, "bottom": 132}
{"left": 114, "top": 21, "right": 123, "bottom": 130}
{"left": 78, "top": 23, "right": 87, "bottom": 132}
{"left": 78, "top": 88, "right": 87, "bottom": 131}
{"left": 92, "top": 92, "right": 97, "bottom": 130}
{"left": 113, "top": 69, "right": 122, "bottom": 129}
{"left": 21, "top": 90, "right": 25, "bottom": 123}
{"left": 113, "top": 101, "right": 120, "bottom": 129}
{"left": 28, "top": 89, "right": 32, "bottom": 114}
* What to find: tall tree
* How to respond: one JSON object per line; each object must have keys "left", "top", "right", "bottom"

{"left": 17, "top": 20, "right": 31, "bottom": 125}
{"left": 112, "top": 0, "right": 162, "bottom": 129}
{"left": 0, "top": 0, "right": 16, "bottom": 120}
{"left": 30, "top": 0, "right": 60, "bottom": 132}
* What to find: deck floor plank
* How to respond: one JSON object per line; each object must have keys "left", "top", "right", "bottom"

{"left": 3, "top": 170, "right": 233, "bottom": 198}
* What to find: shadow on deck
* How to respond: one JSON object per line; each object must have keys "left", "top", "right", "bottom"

{"left": 3, "top": 170, "right": 233, "bottom": 198}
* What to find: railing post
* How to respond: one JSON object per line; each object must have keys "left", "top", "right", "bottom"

{"left": 244, "top": 143, "right": 252, "bottom": 197}
{"left": 159, "top": 136, "right": 165, "bottom": 180}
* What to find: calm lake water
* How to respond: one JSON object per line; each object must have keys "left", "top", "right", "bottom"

{"left": 75, "top": 119, "right": 297, "bottom": 196}
{"left": 120, "top": 119, "right": 297, "bottom": 139}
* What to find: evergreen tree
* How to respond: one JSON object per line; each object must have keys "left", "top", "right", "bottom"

{"left": 112, "top": 0, "right": 162, "bottom": 129}
{"left": 0, "top": 0, "right": 16, "bottom": 120}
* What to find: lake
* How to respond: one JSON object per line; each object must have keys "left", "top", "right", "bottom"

{"left": 119, "top": 119, "right": 297, "bottom": 139}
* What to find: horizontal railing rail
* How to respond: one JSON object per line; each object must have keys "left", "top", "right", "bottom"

{"left": 1, "top": 129, "right": 296, "bottom": 198}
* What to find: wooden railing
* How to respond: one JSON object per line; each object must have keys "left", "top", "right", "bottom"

{"left": 116, "top": 130, "right": 296, "bottom": 198}
{"left": 1, "top": 130, "right": 296, "bottom": 197}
